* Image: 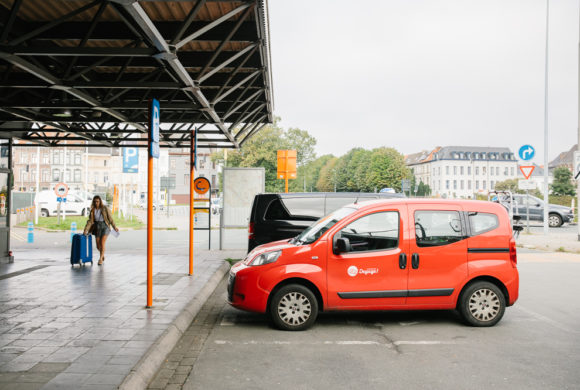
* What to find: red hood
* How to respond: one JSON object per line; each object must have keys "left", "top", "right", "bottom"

{"left": 246, "top": 239, "right": 294, "bottom": 261}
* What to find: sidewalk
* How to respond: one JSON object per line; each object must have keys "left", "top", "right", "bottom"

{"left": 0, "top": 247, "right": 242, "bottom": 390}
{"left": 517, "top": 229, "right": 580, "bottom": 253}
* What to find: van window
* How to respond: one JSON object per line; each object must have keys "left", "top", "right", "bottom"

{"left": 469, "top": 212, "right": 499, "bottom": 235}
{"left": 325, "top": 197, "right": 358, "bottom": 214}
{"left": 339, "top": 211, "right": 399, "bottom": 252}
{"left": 414, "top": 211, "right": 463, "bottom": 247}
{"left": 264, "top": 198, "right": 323, "bottom": 221}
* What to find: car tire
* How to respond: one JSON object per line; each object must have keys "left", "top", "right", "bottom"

{"left": 459, "top": 281, "right": 505, "bottom": 327}
{"left": 548, "top": 213, "right": 563, "bottom": 228}
{"left": 40, "top": 209, "right": 49, "bottom": 217}
{"left": 269, "top": 284, "right": 318, "bottom": 331}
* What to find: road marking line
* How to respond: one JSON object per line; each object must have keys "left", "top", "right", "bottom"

{"left": 220, "top": 314, "right": 236, "bottom": 326}
{"left": 398, "top": 321, "right": 422, "bottom": 326}
{"left": 214, "top": 340, "right": 457, "bottom": 346}
{"left": 11, "top": 232, "right": 25, "bottom": 242}
{"left": 515, "top": 306, "right": 578, "bottom": 334}
{"left": 394, "top": 341, "right": 457, "bottom": 346}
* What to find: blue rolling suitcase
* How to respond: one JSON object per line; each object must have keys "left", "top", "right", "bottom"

{"left": 71, "top": 234, "right": 93, "bottom": 266}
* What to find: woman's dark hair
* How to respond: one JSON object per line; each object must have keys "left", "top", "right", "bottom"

{"left": 91, "top": 195, "right": 103, "bottom": 210}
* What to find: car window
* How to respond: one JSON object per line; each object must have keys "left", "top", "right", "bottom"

{"left": 414, "top": 210, "right": 463, "bottom": 247}
{"left": 325, "top": 197, "right": 359, "bottom": 214}
{"left": 294, "top": 207, "right": 356, "bottom": 245}
{"left": 265, "top": 197, "right": 324, "bottom": 221}
{"left": 469, "top": 212, "right": 499, "bottom": 235}
{"left": 339, "top": 211, "right": 399, "bottom": 253}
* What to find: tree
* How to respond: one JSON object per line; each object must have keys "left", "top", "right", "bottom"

{"left": 551, "top": 167, "right": 575, "bottom": 196}
{"left": 211, "top": 122, "right": 318, "bottom": 192}
{"left": 316, "top": 157, "right": 339, "bottom": 192}
{"left": 364, "top": 148, "right": 412, "bottom": 192}
{"left": 495, "top": 179, "right": 523, "bottom": 194}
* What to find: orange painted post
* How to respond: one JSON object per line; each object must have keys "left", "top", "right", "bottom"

{"left": 189, "top": 128, "right": 196, "bottom": 276}
{"left": 147, "top": 155, "right": 153, "bottom": 308}
{"left": 277, "top": 150, "right": 296, "bottom": 193}
{"left": 147, "top": 98, "right": 160, "bottom": 308}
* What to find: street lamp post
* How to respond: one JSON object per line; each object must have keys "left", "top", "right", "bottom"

{"left": 543, "top": 0, "right": 550, "bottom": 235}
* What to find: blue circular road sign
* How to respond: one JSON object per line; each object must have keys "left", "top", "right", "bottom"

{"left": 518, "top": 145, "right": 535, "bottom": 161}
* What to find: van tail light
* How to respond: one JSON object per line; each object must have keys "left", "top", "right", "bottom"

{"left": 509, "top": 237, "right": 517, "bottom": 268}
{"left": 248, "top": 222, "right": 255, "bottom": 240}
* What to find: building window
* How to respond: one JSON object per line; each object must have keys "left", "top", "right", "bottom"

{"left": 66, "top": 151, "right": 71, "bottom": 165}
{"left": 446, "top": 180, "right": 450, "bottom": 190}
{"left": 31, "top": 153, "right": 37, "bottom": 163}
{"left": 93, "top": 173, "right": 99, "bottom": 183}
{"left": 460, "top": 180, "right": 464, "bottom": 190}
{"left": 453, "top": 180, "right": 457, "bottom": 190}
{"left": 476, "top": 180, "right": 479, "bottom": 189}
{"left": 491, "top": 180, "right": 495, "bottom": 189}
{"left": 468, "top": 180, "right": 472, "bottom": 190}
{"left": 52, "top": 169, "right": 60, "bottom": 181}
{"left": 460, "top": 166, "right": 464, "bottom": 175}
{"left": 42, "top": 169, "right": 50, "bottom": 182}
{"left": 74, "top": 153, "right": 81, "bottom": 165}
{"left": 170, "top": 159, "right": 176, "bottom": 169}
{"left": 446, "top": 166, "right": 450, "bottom": 175}
{"left": 483, "top": 167, "right": 487, "bottom": 175}
{"left": 30, "top": 168, "right": 36, "bottom": 180}
{"left": 42, "top": 153, "right": 49, "bottom": 164}
{"left": 103, "top": 174, "right": 108, "bottom": 183}
{"left": 52, "top": 151, "right": 60, "bottom": 165}
{"left": 21, "top": 153, "right": 28, "bottom": 163}
{"left": 453, "top": 166, "right": 457, "bottom": 175}
{"left": 74, "top": 169, "right": 81, "bottom": 182}
{"left": 483, "top": 181, "right": 487, "bottom": 190}
{"left": 468, "top": 166, "right": 471, "bottom": 175}
{"left": 104, "top": 160, "right": 107, "bottom": 167}
{"left": 65, "top": 169, "right": 71, "bottom": 182}
{"left": 504, "top": 167, "right": 508, "bottom": 175}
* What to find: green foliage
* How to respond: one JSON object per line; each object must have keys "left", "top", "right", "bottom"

{"left": 316, "top": 147, "right": 411, "bottom": 192}
{"left": 551, "top": 167, "right": 575, "bottom": 196}
{"left": 289, "top": 154, "right": 335, "bottom": 192}
{"left": 409, "top": 175, "right": 432, "bottom": 197}
{"left": 21, "top": 215, "right": 144, "bottom": 231}
{"left": 494, "top": 179, "right": 524, "bottom": 194}
{"left": 214, "top": 122, "right": 318, "bottom": 192}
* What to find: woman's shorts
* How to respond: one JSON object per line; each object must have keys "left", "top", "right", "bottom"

{"left": 93, "top": 221, "right": 110, "bottom": 238}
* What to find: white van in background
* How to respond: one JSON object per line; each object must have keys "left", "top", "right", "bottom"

{"left": 35, "top": 190, "right": 91, "bottom": 217}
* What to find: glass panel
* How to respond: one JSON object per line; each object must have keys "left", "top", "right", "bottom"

{"left": 340, "top": 211, "right": 399, "bottom": 252}
{"left": 0, "top": 173, "right": 8, "bottom": 227}
{"left": 415, "top": 210, "right": 463, "bottom": 247}
{"left": 469, "top": 212, "right": 499, "bottom": 235}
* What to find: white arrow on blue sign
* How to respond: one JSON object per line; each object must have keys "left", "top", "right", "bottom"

{"left": 518, "top": 145, "right": 535, "bottom": 161}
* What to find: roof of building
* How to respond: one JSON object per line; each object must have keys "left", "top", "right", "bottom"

{"left": 405, "top": 146, "right": 515, "bottom": 165}
{"left": 549, "top": 145, "right": 577, "bottom": 168}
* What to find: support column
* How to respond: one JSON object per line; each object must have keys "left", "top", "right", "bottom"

{"left": 189, "top": 128, "right": 196, "bottom": 276}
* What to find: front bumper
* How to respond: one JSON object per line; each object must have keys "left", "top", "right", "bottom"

{"left": 227, "top": 265, "right": 270, "bottom": 313}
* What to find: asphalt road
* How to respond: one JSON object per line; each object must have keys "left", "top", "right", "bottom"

{"left": 149, "top": 249, "right": 580, "bottom": 390}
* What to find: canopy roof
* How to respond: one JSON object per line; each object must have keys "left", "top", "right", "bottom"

{"left": 0, "top": 0, "right": 274, "bottom": 148}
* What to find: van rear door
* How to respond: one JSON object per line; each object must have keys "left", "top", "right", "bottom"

{"left": 406, "top": 204, "right": 468, "bottom": 306}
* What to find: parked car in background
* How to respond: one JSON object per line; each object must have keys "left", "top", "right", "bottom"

{"left": 512, "top": 194, "right": 573, "bottom": 227}
{"left": 247, "top": 192, "right": 405, "bottom": 252}
{"left": 35, "top": 190, "right": 91, "bottom": 217}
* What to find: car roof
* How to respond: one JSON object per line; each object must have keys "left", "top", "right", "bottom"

{"left": 349, "top": 198, "right": 506, "bottom": 213}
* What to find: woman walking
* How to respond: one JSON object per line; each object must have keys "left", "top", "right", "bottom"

{"left": 83, "top": 195, "right": 119, "bottom": 265}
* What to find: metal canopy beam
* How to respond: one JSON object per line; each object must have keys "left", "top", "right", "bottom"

{"left": 0, "top": 0, "right": 273, "bottom": 149}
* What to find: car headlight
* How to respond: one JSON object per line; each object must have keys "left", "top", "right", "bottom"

{"left": 248, "top": 250, "right": 281, "bottom": 266}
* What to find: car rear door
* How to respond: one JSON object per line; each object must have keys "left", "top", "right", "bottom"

{"left": 406, "top": 203, "right": 468, "bottom": 306}
{"left": 326, "top": 204, "right": 409, "bottom": 309}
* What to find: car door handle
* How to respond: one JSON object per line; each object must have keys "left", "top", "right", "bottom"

{"left": 399, "top": 253, "right": 407, "bottom": 269}
{"left": 411, "top": 253, "right": 419, "bottom": 269}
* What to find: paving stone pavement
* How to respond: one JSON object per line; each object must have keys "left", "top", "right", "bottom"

{"left": 0, "top": 247, "right": 243, "bottom": 390}
{"left": 147, "top": 276, "right": 228, "bottom": 390}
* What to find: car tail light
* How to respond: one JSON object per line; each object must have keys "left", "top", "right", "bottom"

{"left": 248, "top": 222, "right": 255, "bottom": 240}
{"left": 509, "top": 237, "right": 517, "bottom": 267}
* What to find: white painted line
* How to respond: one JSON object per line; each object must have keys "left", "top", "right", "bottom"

{"left": 398, "top": 321, "right": 422, "bottom": 326}
{"left": 515, "top": 306, "right": 578, "bottom": 334}
{"left": 219, "top": 314, "right": 236, "bottom": 326}
{"left": 213, "top": 339, "right": 454, "bottom": 346}
{"left": 11, "top": 232, "right": 25, "bottom": 242}
{"left": 394, "top": 341, "right": 457, "bottom": 346}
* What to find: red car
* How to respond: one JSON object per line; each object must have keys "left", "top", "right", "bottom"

{"left": 228, "top": 199, "right": 519, "bottom": 331}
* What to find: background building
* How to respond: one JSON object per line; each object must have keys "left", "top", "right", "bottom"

{"left": 406, "top": 146, "right": 518, "bottom": 198}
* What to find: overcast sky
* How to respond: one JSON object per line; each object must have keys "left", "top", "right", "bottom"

{"left": 268, "top": 0, "right": 579, "bottom": 164}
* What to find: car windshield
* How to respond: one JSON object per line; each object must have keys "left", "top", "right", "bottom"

{"left": 292, "top": 207, "right": 356, "bottom": 245}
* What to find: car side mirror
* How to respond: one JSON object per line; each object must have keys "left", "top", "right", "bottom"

{"left": 333, "top": 237, "right": 351, "bottom": 255}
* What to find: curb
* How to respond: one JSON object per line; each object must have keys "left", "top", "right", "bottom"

{"left": 118, "top": 261, "right": 231, "bottom": 390}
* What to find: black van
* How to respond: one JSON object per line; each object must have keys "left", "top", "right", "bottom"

{"left": 247, "top": 192, "right": 405, "bottom": 252}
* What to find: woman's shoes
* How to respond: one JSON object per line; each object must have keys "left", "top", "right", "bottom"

{"left": 98, "top": 257, "right": 104, "bottom": 265}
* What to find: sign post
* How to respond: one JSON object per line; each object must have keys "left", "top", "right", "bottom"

{"left": 518, "top": 179, "right": 535, "bottom": 233}
{"left": 575, "top": 151, "right": 580, "bottom": 240}
{"left": 518, "top": 144, "right": 537, "bottom": 234}
{"left": 54, "top": 183, "right": 69, "bottom": 225}
{"left": 147, "top": 98, "right": 160, "bottom": 308}
{"left": 189, "top": 128, "right": 196, "bottom": 276}
{"left": 194, "top": 177, "right": 211, "bottom": 250}
{"left": 277, "top": 150, "right": 297, "bottom": 193}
